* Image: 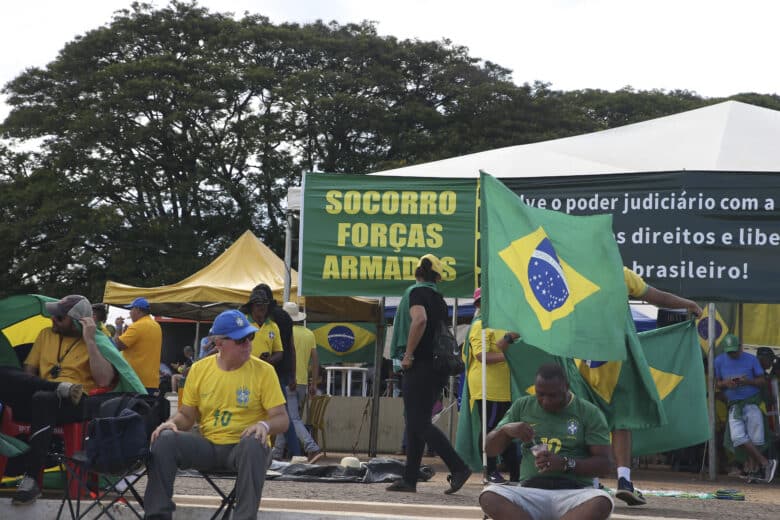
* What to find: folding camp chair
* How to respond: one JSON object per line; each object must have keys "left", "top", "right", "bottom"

{"left": 56, "top": 450, "right": 148, "bottom": 520}
{"left": 55, "top": 392, "right": 169, "bottom": 519}
{"left": 198, "top": 470, "right": 238, "bottom": 520}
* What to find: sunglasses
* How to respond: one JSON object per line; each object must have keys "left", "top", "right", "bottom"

{"left": 52, "top": 315, "right": 69, "bottom": 322}
{"left": 222, "top": 333, "right": 255, "bottom": 344}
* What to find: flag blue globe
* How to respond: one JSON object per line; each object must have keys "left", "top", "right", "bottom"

{"left": 528, "top": 237, "right": 570, "bottom": 311}
{"left": 327, "top": 325, "right": 356, "bottom": 353}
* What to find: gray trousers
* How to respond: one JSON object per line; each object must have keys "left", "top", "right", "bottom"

{"left": 144, "top": 429, "right": 271, "bottom": 520}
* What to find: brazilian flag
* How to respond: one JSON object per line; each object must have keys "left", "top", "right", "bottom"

{"left": 696, "top": 306, "right": 728, "bottom": 354}
{"left": 494, "top": 321, "right": 705, "bottom": 456}
{"left": 479, "top": 172, "right": 628, "bottom": 361}
{"left": 631, "top": 321, "right": 710, "bottom": 455}
{"left": 309, "top": 322, "right": 376, "bottom": 365}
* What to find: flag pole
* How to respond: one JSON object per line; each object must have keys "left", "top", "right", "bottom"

{"left": 481, "top": 327, "right": 488, "bottom": 480}
{"left": 707, "top": 302, "right": 717, "bottom": 480}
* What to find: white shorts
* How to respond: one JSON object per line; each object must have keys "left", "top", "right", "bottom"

{"left": 481, "top": 483, "right": 614, "bottom": 520}
{"left": 728, "top": 403, "right": 765, "bottom": 447}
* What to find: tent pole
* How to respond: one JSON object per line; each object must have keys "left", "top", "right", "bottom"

{"left": 283, "top": 211, "right": 293, "bottom": 302}
{"left": 368, "top": 297, "right": 385, "bottom": 457}
{"left": 448, "top": 298, "right": 459, "bottom": 441}
{"left": 194, "top": 321, "right": 201, "bottom": 358}
{"left": 707, "top": 302, "right": 717, "bottom": 480}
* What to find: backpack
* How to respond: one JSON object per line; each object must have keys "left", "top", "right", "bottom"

{"left": 431, "top": 321, "right": 465, "bottom": 377}
{"left": 85, "top": 393, "right": 170, "bottom": 473}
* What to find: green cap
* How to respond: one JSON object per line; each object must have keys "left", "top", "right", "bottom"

{"left": 720, "top": 333, "right": 740, "bottom": 353}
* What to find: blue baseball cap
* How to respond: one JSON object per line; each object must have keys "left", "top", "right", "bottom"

{"left": 126, "top": 297, "right": 151, "bottom": 311}
{"left": 209, "top": 309, "right": 258, "bottom": 340}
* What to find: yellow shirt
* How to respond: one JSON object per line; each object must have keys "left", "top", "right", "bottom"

{"left": 183, "top": 355, "right": 286, "bottom": 445}
{"left": 119, "top": 314, "right": 162, "bottom": 388}
{"left": 623, "top": 267, "right": 649, "bottom": 299}
{"left": 467, "top": 319, "right": 511, "bottom": 405}
{"left": 26, "top": 328, "right": 98, "bottom": 392}
{"left": 293, "top": 325, "right": 317, "bottom": 385}
{"left": 249, "top": 318, "right": 283, "bottom": 359}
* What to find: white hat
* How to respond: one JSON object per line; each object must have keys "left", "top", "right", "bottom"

{"left": 282, "top": 301, "right": 306, "bottom": 322}
{"left": 339, "top": 456, "right": 361, "bottom": 469}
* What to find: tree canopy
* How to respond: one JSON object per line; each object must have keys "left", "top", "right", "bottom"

{"left": 2, "top": 1, "right": 778, "bottom": 301}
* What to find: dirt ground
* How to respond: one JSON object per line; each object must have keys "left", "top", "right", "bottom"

{"left": 167, "top": 452, "right": 779, "bottom": 519}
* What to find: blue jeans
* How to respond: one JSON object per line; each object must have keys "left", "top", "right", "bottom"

{"left": 273, "top": 386, "right": 320, "bottom": 455}
{"left": 277, "top": 373, "right": 301, "bottom": 456}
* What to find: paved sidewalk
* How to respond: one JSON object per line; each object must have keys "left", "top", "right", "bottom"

{"left": 2, "top": 452, "right": 778, "bottom": 518}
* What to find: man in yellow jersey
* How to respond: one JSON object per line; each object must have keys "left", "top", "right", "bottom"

{"left": 272, "top": 302, "right": 323, "bottom": 463}
{"left": 610, "top": 267, "right": 702, "bottom": 506}
{"left": 465, "top": 288, "right": 520, "bottom": 483}
{"left": 243, "top": 289, "right": 283, "bottom": 366}
{"left": 91, "top": 302, "right": 112, "bottom": 337}
{"left": 144, "top": 309, "right": 288, "bottom": 520}
{"left": 114, "top": 297, "right": 162, "bottom": 393}
{"left": 1, "top": 295, "right": 117, "bottom": 505}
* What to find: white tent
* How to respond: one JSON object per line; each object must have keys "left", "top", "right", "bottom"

{"left": 376, "top": 101, "right": 780, "bottom": 178}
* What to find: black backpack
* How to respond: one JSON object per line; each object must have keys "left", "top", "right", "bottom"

{"left": 431, "top": 321, "right": 465, "bottom": 377}
{"left": 85, "top": 393, "right": 170, "bottom": 473}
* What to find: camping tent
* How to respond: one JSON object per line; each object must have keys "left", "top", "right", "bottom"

{"left": 103, "top": 231, "right": 379, "bottom": 322}
{"left": 376, "top": 101, "right": 780, "bottom": 178}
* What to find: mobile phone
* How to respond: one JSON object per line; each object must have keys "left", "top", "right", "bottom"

{"left": 73, "top": 318, "right": 83, "bottom": 334}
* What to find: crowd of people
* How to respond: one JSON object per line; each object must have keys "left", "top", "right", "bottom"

{"left": 1, "top": 253, "right": 777, "bottom": 519}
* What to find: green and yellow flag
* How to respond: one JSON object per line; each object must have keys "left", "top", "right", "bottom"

{"left": 479, "top": 172, "right": 628, "bottom": 361}
{"left": 631, "top": 320, "right": 710, "bottom": 455}
{"left": 310, "top": 322, "right": 376, "bottom": 365}
{"left": 695, "top": 306, "right": 728, "bottom": 354}
{"left": 497, "top": 320, "right": 707, "bottom": 455}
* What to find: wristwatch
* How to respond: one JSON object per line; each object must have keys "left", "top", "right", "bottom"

{"left": 562, "top": 456, "right": 576, "bottom": 473}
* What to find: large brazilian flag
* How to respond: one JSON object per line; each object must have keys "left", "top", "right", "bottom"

{"left": 479, "top": 172, "right": 628, "bottom": 361}
{"left": 309, "top": 322, "right": 377, "bottom": 365}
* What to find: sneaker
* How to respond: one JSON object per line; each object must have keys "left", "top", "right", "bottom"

{"left": 444, "top": 467, "right": 472, "bottom": 495}
{"left": 615, "top": 477, "right": 646, "bottom": 506}
{"left": 764, "top": 459, "right": 777, "bottom": 483}
{"left": 12, "top": 475, "right": 41, "bottom": 505}
{"left": 483, "top": 471, "right": 506, "bottom": 484}
{"left": 386, "top": 479, "right": 416, "bottom": 492}
{"left": 307, "top": 450, "right": 325, "bottom": 464}
{"left": 56, "top": 382, "right": 83, "bottom": 405}
{"left": 114, "top": 472, "right": 141, "bottom": 493}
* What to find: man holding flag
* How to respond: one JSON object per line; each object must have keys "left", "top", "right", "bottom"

{"left": 608, "top": 266, "right": 701, "bottom": 505}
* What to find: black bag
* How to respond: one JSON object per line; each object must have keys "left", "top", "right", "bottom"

{"left": 94, "top": 393, "right": 170, "bottom": 440}
{"left": 431, "top": 321, "right": 465, "bottom": 376}
{"left": 84, "top": 393, "right": 170, "bottom": 473}
{"left": 85, "top": 408, "right": 148, "bottom": 474}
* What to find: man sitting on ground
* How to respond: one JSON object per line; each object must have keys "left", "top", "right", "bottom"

{"left": 144, "top": 309, "right": 289, "bottom": 520}
{"left": 480, "top": 363, "right": 613, "bottom": 520}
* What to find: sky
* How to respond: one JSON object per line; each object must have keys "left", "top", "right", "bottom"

{"left": 1, "top": 0, "right": 779, "bottom": 122}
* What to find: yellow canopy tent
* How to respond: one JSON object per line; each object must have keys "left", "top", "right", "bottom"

{"left": 103, "top": 230, "right": 379, "bottom": 322}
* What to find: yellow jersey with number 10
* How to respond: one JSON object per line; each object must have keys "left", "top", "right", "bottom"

{"left": 182, "top": 355, "right": 285, "bottom": 445}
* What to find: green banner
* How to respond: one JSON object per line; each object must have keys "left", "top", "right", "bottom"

{"left": 300, "top": 173, "right": 478, "bottom": 297}
{"left": 309, "top": 322, "right": 377, "bottom": 365}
